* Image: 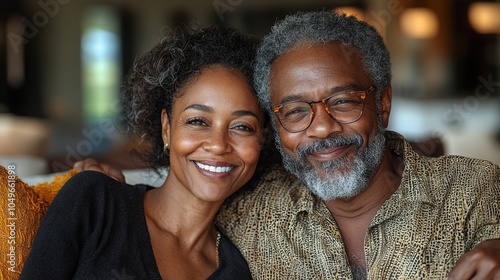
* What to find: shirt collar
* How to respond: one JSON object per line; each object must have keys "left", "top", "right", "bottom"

{"left": 386, "top": 131, "right": 436, "bottom": 206}
{"left": 289, "top": 178, "right": 318, "bottom": 216}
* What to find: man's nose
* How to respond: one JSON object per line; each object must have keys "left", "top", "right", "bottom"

{"left": 305, "top": 103, "right": 343, "bottom": 138}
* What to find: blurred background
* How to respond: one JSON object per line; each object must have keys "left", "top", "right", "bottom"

{"left": 0, "top": 0, "right": 499, "bottom": 177}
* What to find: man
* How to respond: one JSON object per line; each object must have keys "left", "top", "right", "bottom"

{"left": 79, "top": 10, "right": 500, "bottom": 279}
{"left": 215, "top": 10, "right": 500, "bottom": 279}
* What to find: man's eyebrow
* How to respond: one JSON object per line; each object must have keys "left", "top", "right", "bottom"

{"left": 277, "top": 83, "right": 364, "bottom": 104}
{"left": 327, "top": 84, "right": 364, "bottom": 94}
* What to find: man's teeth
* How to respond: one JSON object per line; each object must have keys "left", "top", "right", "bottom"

{"left": 195, "top": 162, "right": 233, "bottom": 173}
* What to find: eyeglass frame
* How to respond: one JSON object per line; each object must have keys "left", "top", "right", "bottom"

{"left": 272, "top": 86, "right": 376, "bottom": 133}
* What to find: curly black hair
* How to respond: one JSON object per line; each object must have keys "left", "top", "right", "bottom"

{"left": 121, "top": 25, "right": 279, "bottom": 176}
{"left": 254, "top": 10, "right": 392, "bottom": 114}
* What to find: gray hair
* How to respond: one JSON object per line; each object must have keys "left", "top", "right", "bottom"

{"left": 254, "top": 10, "right": 392, "bottom": 114}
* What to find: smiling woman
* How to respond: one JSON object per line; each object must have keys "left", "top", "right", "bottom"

{"left": 163, "top": 66, "right": 263, "bottom": 203}
{"left": 19, "top": 25, "right": 270, "bottom": 279}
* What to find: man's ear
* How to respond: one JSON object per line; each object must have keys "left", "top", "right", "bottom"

{"left": 161, "top": 109, "right": 171, "bottom": 145}
{"left": 380, "top": 85, "right": 392, "bottom": 128}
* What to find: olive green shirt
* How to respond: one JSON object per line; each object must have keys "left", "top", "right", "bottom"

{"left": 217, "top": 131, "right": 500, "bottom": 279}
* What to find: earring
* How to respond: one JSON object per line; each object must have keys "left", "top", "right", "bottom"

{"left": 164, "top": 143, "right": 170, "bottom": 156}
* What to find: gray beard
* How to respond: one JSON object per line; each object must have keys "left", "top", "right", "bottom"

{"left": 276, "top": 130, "right": 386, "bottom": 201}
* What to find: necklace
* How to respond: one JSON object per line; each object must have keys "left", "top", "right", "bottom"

{"left": 216, "top": 231, "right": 221, "bottom": 268}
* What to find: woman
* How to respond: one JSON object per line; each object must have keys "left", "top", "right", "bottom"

{"left": 20, "top": 25, "right": 270, "bottom": 279}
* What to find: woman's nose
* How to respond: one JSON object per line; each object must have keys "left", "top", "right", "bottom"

{"left": 202, "top": 128, "right": 231, "bottom": 154}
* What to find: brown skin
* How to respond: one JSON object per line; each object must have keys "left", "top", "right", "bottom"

{"left": 448, "top": 240, "right": 500, "bottom": 279}
{"left": 270, "top": 42, "right": 500, "bottom": 278}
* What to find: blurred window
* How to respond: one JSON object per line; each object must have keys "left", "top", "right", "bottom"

{"left": 81, "top": 6, "right": 122, "bottom": 123}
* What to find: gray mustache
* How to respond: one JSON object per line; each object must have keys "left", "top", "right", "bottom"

{"left": 297, "top": 135, "right": 363, "bottom": 159}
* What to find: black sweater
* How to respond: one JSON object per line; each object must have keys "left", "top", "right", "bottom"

{"left": 20, "top": 171, "right": 251, "bottom": 279}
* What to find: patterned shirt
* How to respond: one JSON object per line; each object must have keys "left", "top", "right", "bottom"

{"left": 216, "top": 131, "right": 500, "bottom": 279}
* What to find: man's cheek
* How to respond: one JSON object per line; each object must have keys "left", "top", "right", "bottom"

{"left": 276, "top": 130, "right": 297, "bottom": 151}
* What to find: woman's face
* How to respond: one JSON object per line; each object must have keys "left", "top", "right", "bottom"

{"left": 162, "top": 66, "right": 263, "bottom": 202}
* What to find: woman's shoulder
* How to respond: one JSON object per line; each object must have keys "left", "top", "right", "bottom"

{"left": 66, "top": 169, "right": 124, "bottom": 184}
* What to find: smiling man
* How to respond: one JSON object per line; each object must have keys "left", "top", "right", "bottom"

{"left": 217, "top": 10, "right": 500, "bottom": 279}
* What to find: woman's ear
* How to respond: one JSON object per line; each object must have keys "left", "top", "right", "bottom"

{"left": 161, "top": 109, "right": 171, "bottom": 145}
{"left": 380, "top": 85, "right": 392, "bottom": 128}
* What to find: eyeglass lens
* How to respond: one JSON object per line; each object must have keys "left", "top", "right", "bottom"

{"left": 275, "top": 90, "right": 369, "bottom": 132}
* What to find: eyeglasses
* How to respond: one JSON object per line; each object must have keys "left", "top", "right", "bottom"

{"left": 273, "top": 86, "right": 375, "bottom": 133}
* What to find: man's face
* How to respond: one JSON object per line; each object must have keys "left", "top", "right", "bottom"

{"left": 269, "top": 43, "right": 391, "bottom": 200}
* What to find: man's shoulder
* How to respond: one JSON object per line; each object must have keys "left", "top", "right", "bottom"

{"left": 425, "top": 154, "right": 499, "bottom": 179}
{"left": 218, "top": 165, "right": 304, "bottom": 221}
{"left": 239, "top": 164, "right": 302, "bottom": 202}
{"left": 388, "top": 130, "right": 499, "bottom": 184}
{"left": 412, "top": 154, "right": 500, "bottom": 204}
{"left": 433, "top": 155, "right": 498, "bottom": 192}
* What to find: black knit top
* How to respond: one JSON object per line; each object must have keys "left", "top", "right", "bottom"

{"left": 21, "top": 171, "right": 251, "bottom": 279}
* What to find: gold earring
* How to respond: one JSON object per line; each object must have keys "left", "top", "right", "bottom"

{"left": 164, "top": 143, "right": 169, "bottom": 156}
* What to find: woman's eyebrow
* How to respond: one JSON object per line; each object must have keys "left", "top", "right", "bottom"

{"left": 184, "top": 104, "right": 213, "bottom": 113}
{"left": 184, "top": 104, "right": 259, "bottom": 119}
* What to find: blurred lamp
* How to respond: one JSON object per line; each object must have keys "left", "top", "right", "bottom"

{"left": 468, "top": 2, "right": 500, "bottom": 34}
{"left": 400, "top": 8, "right": 439, "bottom": 39}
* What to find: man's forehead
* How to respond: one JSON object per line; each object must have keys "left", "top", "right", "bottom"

{"left": 268, "top": 43, "right": 368, "bottom": 103}
{"left": 269, "top": 43, "right": 364, "bottom": 84}
{"left": 272, "top": 42, "right": 361, "bottom": 65}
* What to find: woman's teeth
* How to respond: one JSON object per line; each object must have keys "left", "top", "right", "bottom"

{"left": 195, "top": 162, "right": 234, "bottom": 173}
